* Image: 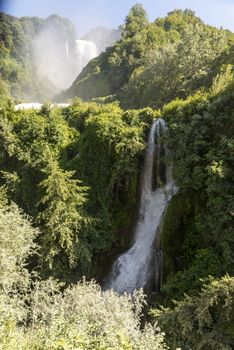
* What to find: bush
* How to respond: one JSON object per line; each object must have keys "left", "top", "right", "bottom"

{"left": 1, "top": 279, "right": 168, "bottom": 350}
{"left": 151, "top": 275, "right": 234, "bottom": 350}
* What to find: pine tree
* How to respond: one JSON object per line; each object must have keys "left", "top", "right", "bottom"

{"left": 38, "top": 158, "right": 91, "bottom": 276}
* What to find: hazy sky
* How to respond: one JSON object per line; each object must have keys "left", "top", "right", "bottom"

{"left": 1, "top": 0, "right": 234, "bottom": 36}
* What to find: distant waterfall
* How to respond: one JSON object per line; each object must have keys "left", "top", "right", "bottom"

{"left": 76, "top": 39, "right": 99, "bottom": 74}
{"left": 105, "top": 119, "right": 177, "bottom": 294}
{"left": 15, "top": 103, "right": 70, "bottom": 111}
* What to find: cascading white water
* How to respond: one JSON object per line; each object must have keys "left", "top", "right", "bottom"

{"left": 15, "top": 103, "right": 70, "bottom": 111}
{"left": 106, "top": 119, "right": 177, "bottom": 294}
{"left": 76, "top": 39, "right": 99, "bottom": 74}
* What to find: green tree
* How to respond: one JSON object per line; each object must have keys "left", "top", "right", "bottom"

{"left": 159, "top": 81, "right": 234, "bottom": 300}
{"left": 0, "top": 198, "right": 38, "bottom": 294}
{"left": 38, "top": 157, "right": 91, "bottom": 277}
{"left": 0, "top": 279, "right": 167, "bottom": 350}
{"left": 152, "top": 276, "right": 234, "bottom": 350}
{"left": 122, "top": 3, "right": 149, "bottom": 39}
{"left": 123, "top": 23, "right": 228, "bottom": 108}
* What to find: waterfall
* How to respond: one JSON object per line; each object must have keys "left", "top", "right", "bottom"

{"left": 105, "top": 119, "right": 177, "bottom": 294}
{"left": 76, "top": 39, "right": 99, "bottom": 74}
{"left": 66, "top": 40, "right": 69, "bottom": 57}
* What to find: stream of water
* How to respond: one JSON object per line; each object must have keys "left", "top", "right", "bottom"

{"left": 106, "top": 119, "right": 177, "bottom": 293}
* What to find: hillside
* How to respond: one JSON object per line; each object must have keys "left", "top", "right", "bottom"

{"left": 61, "top": 6, "right": 234, "bottom": 109}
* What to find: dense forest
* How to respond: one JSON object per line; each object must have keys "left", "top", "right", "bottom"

{"left": 0, "top": 4, "right": 234, "bottom": 350}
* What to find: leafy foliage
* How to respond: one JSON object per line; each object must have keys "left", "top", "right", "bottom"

{"left": 152, "top": 275, "right": 234, "bottom": 350}
{"left": 0, "top": 199, "right": 38, "bottom": 294}
{"left": 160, "top": 80, "right": 234, "bottom": 300}
{"left": 0, "top": 200, "right": 167, "bottom": 349}
{"left": 61, "top": 7, "right": 179, "bottom": 101}
{"left": 123, "top": 23, "right": 229, "bottom": 108}
{"left": 0, "top": 5, "right": 234, "bottom": 349}
{"left": 0, "top": 100, "right": 155, "bottom": 280}
{"left": 0, "top": 278, "right": 167, "bottom": 350}
{"left": 38, "top": 158, "right": 91, "bottom": 276}
{"left": 63, "top": 8, "right": 234, "bottom": 109}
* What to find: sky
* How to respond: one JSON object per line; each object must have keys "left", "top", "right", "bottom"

{"left": 1, "top": 0, "right": 234, "bottom": 36}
